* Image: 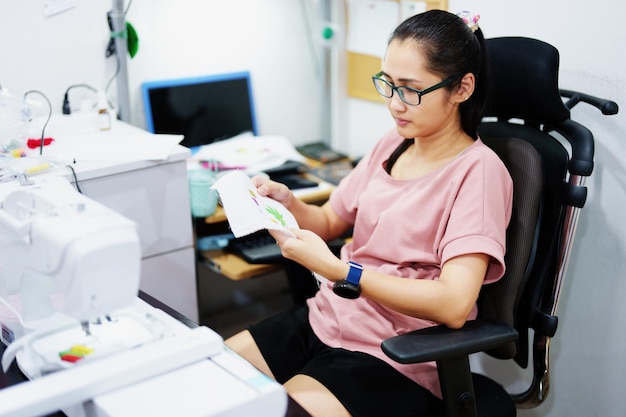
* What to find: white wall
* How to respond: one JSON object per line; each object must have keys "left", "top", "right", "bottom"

{"left": 125, "top": 0, "right": 325, "bottom": 143}
{"left": 0, "top": 0, "right": 324, "bottom": 146}
{"left": 333, "top": 1, "right": 626, "bottom": 416}
{"left": 0, "top": 1, "right": 111, "bottom": 110}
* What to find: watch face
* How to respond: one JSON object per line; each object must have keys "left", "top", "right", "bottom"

{"left": 333, "top": 280, "right": 361, "bottom": 299}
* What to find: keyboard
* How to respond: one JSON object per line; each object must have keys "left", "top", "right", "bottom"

{"left": 226, "top": 230, "right": 347, "bottom": 264}
{"left": 226, "top": 230, "right": 283, "bottom": 264}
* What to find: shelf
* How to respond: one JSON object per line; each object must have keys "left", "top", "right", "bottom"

{"left": 200, "top": 250, "right": 281, "bottom": 281}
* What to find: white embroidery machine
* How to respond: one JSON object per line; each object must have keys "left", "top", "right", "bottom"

{"left": 0, "top": 175, "right": 286, "bottom": 417}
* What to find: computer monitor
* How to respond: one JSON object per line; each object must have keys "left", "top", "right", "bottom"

{"left": 141, "top": 71, "right": 258, "bottom": 148}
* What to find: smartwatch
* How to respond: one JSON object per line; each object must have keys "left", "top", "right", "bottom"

{"left": 333, "top": 261, "right": 363, "bottom": 299}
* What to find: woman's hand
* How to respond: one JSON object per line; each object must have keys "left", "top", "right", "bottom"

{"left": 254, "top": 175, "right": 350, "bottom": 274}
{"left": 251, "top": 175, "right": 295, "bottom": 210}
{"left": 269, "top": 228, "right": 347, "bottom": 282}
{"left": 253, "top": 174, "right": 351, "bottom": 241}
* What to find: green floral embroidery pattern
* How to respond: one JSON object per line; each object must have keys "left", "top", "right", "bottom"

{"left": 265, "top": 206, "right": 287, "bottom": 227}
{"left": 248, "top": 187, "right": 287, "bottom": 227}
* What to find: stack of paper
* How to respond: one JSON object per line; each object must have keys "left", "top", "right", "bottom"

{"left": 192, "top": 133, "right": 305, "bottom": 174}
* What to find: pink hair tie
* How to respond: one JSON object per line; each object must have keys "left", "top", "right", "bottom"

{"left": 457, "top": 10, "right": 480, "bottom": 33}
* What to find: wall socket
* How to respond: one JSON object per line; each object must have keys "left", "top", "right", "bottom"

{"left": 42, "top": 0, "right": 77, "bottom": 18}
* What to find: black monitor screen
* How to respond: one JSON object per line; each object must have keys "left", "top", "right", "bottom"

{"left": 142, "top": 71, "right": 257, "bottom": 148}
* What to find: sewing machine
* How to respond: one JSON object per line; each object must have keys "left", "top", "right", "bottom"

{"left": 0, "top": 175, "right": 287, "bottom": 417}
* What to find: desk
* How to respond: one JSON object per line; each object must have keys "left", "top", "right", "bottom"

{"left": 0, "top": 292, "right": 311, "bottom": 417}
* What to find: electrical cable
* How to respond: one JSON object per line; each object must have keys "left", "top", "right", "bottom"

{"left": 105, "top": 52, "right": 121, "bottom": 98}
{"left": 102, "top": 0, "right": 136, "bottom": 121}
{"left": 104, "top": 0, "right": 133, "bottom": 116}
{"left": 62, "top": 83, "right": 98, "bottom": 114}
{"left": 299, "top": 0, "right": 322, "bottom": 79}
{"left": 65, "top": 164, "right": 83, "bottom": 194}
{"left": 124, "top": 0, "right": 133, "bottom": 15}
{"left": 23, "top": 90, "right": 52, "bottom": 156}
{"left": 62, "top": 83, "right": 115, "bottom": 116}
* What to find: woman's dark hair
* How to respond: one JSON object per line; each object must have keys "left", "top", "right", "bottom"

{"left": 388, "top": 9, "right": 488, "bottom": 139}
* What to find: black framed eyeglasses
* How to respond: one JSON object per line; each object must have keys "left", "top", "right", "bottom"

{"left": 371, "top": 71, "right": 455, "bottom": 106}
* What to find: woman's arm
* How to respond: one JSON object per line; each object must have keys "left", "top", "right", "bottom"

{"left": 273, "top": 227, "right": 488, "bottom": 330}
{"left": 358, "top": 254, "right": 489, "bottom": 329}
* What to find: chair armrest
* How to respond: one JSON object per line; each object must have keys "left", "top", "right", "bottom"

{"left": 381, "top": 319, "right": 518, "bottom": 364}
{"left": 560, "top": 89, "right": 619, "bottom": 115}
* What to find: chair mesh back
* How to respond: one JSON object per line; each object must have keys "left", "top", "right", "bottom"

{"left": 479, "top": 137, "right": 543, "bottom": 359}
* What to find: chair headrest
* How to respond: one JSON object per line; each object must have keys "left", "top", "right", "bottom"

{"left": 484, "top": 37, "right": 570, "bottom": 125}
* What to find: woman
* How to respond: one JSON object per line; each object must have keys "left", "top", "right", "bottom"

{"left": 226, "top": 9, "right": 513, "bottom": 417}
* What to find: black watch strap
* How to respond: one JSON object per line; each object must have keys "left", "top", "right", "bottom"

{"left": 333, "top": 261, "right": 363, "bottom": 299}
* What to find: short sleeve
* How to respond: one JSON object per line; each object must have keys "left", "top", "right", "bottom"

{"left": 439, "top": 148, "right": 513, "bottom": 284}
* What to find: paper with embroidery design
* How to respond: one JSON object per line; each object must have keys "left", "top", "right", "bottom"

{"left": 211, "top": 170, "right": 298, "bottom": 238}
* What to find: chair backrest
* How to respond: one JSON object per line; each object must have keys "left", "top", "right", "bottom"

{"left": 476, "top": 37, "right": 592, "bottom": 368}
{"left": 478, "top": 136, "right": 543, "bottom": 358}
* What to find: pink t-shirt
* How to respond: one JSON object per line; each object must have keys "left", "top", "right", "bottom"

{"left": 307, "top": 129, "right": 513, "bottom": 397}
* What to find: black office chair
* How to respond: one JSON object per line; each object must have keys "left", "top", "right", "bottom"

{"left": 381, "top": 37, "right": 618, "bottom": 417}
